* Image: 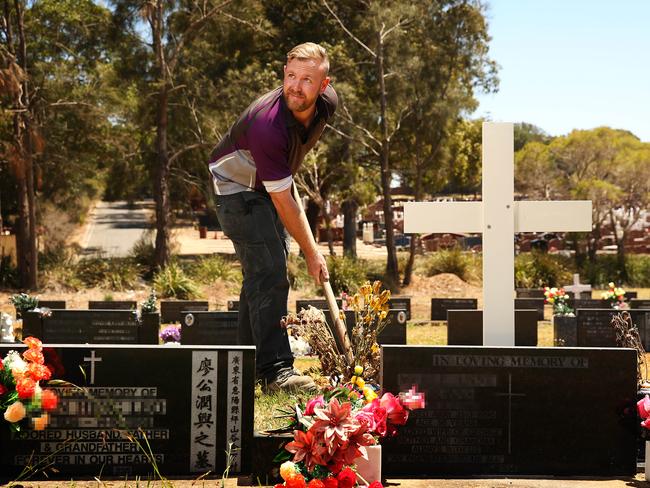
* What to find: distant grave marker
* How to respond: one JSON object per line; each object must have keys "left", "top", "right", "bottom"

{"left": 381, "top": 345, "right": 637, "bottom": 476}
{"left": 88, "top": 300, "right": 136, "bottom": 310}
{"left": 160, "top": 300, "right": 209, "bottom": 324}
{"left": 181, "top": 312, "right": 238, "bottom": 345}
{"left": 564, "top": 273, "right": 592, "bottom": 300}
{"left": 0, "top": 344, "right": 255, "bottom": 478}
{"left": 38, "top": 300, "right": 66, "bottom": 309}
{"left": 227, "top": 300, "right": 239, "bottom": 311}
{"left": 430, "top": 298, "right": 478, "bottom": 321}
{"left": 22, "top": 310, "right": 158, "bottom": 344}
{"left": 447, "top": 310, "right": 537, "bottom": 346}
{"left": 513, "top": 298, "right": 545, "bottom": 321}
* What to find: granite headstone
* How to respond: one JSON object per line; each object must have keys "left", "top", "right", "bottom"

{"left": 0, "top": 344, "right": 255, "bottom": 478}
{"left": 430, "top": 298, "right": 478, "bottom": 321}
{"left": 88, "top": 301, "right": 136, "bottom": 310}
{"left": 447, "top": 310, "right": 537, "bottom": 346}
{"left": 381, "top": 345, "right": 637, "bottom": 476}
{"left": 160, "top": 301, "right": 209, "bottom": 324}
{"left": 181, "top": 311, "right": 238, "bottom": 345}
{"left": 513, "top": 298, "right": 545, "bottom": 321}
{"left": 515, "top": 288, "right": 545, "bottom": 299}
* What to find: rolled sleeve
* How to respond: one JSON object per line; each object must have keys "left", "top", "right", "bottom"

{"left": 263, "top": 175, "right": 293, "bottom": 193}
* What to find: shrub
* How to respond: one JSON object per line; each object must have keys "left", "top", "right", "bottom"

{"left": 287, "top": 254, "right": 312, "bottom": 291}
{"left": 75, "top": 258, "right": 140, "bottom": 291}
{"left": 0, "top": 256, "right": 18, "bottom": 288}
{"left": 515, "top": 252, "right": 572, "bottom": 288}
{"left": 423, "top": 247, "right": 479, "bottom": 282}
{"left": 326, "top": 256, "right": 368, "bottom": 295}
{"left": 129, "top": 231, "right": 156, "bottom": 277}
{"left": 627, "top": 255, "right": 650, "bottom": 287}
{"left": 191, "top": 254, "right": 241, "bottom": 284}
{"left": 154, "top": 261, "right": 199, "bottom": 299}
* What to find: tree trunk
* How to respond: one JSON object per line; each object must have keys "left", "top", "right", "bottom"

{"left": 376, "top": 32, "right": 398, "bottom": 287}
{"left": 609, "top": 211, "right": 628, "bottom": 283}
{"left": 306, "top": 199, "right": 320, "bottom": 238}
{"left": 342, "top": 199, "right": 357, "bottom": 258}
{"left": 152, "top": 0, "right": 170, "bottom": 269}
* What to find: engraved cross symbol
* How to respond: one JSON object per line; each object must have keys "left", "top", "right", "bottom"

{"left": 83, "top": 350, "right": 102, "bottom": 385}
{"left": 495, "top": 373, "right": 526, "bottom": 454}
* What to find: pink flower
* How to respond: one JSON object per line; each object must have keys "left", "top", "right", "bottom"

{"left": 312, "top": 398, "right": 359, "bottom": 454}
{"left": 400, "top": 386, "right": 426, "bottom": 411}
{"left": 380, "top": 392, "right": 408, "bottom": 426}
{"left": 285, "top": 429, "right": 327, "bottom": 473}
{"left": 638, "top": 395, "right": 650, "bottom": 420}
{"left": 642, "top": 417, "right": 650, "bottom": 430}
{"left": 341, "top": 423, "right": 376, "bottom": 464}
{"left": 304, "top": 395, "right": 325, "bottom": 416}
{"left": 362, "top": 399, "right": 387, "bottom": 437}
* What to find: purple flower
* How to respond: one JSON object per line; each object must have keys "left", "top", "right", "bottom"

{"left": 160, "top": 325, "right": 181, "bottom": 343}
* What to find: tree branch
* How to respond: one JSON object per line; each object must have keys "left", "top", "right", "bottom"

{"left": 321, "top": 0, "right": 376, "bottom": 58}
{"left": 326, "top": 123, "right": 380, "bottom": 157}
{"left": 168, "top": 142, "right": 213, "bottom": 165}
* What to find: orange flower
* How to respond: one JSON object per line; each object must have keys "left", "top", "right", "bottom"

{"left": 22, "top": 348, "right": 44, "bottom": 365}
{"left": 23, "top": 337, "right": 43, "bottom": 350}
{"left": 285, "top": 473, "right": 306, "bottom": 488}
{"left": 285, "top": 430, "right": 326, "bottom": 473}
{"left": 3, "top": 401, "right": 26, "bottom": 422}
{"left": 32, "top": 412, "right": 50, "bottom": 431}
{"left": 16, "top": 377, "right": 36, "bottom": 399}
{"left": 41, "top": 389, "right": 58, "bottom": 411}
{"left": 27, "top": 362, "right": 52, "bottom": 381}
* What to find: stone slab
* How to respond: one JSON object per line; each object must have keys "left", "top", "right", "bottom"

{"left": 181, "top": 311, "right": 238, "bottom": 345}
{"left": 430, "top": 298, "right": 478, "bottom": 321}
{"left": 0, "top": 344, "right": 255, "bottom": 478}
{"left": 447, "top": 310, "right": 538, "bottom": 346}
{"left": 160, "top": 301, "right": 209, "bottom": 324}
{"left": 88, "top": 301, "right": 136, "bottom": 310}
{"left": 514, "top": 298, "right": 545, "bottom": 320}
{"left": 380, "top": 345, "right": 637, "bottom": 476}
{"left": 22, "top": 310, "right": 159, "bottom": 344}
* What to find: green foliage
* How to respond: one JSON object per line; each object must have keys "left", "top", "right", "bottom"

{"left": 423, "top": 248, "right": 480, "bottom": 282}
{"left": 578, "top": 254, "right": 650, "bottom": 288}
{"left": 10, "top": 293, "right": 39, "bottom": 316}
{"left": 287, "top": 254, "right": 312, "bottom": 292}
{"left": 140, "top": 290, "right": 158, "bottom": 314}
{"left": 153, "top": 261, "right": 199, "bottom": 299}
{"left": 514, "top": 252, "right": 573, "bottom": 288}
{"left": 190, "top": 255, "right": 241, "bottom": 285}
{"left": 75, "top": 258, "right": 140, "bottom": 291}
{"left": 128, "top": 231, "right": 157, "bottom": 277}
{"left": 325, "top": 256, "right": 368, "bottom": 295}
{"left": 0, "top": 257, "right": 18, "bottom": 288}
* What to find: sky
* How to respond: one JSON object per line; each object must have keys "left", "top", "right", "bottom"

{"left": 474, "top": 0, "right": 650, "bottom": 142}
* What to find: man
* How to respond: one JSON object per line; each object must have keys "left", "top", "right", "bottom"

{"left": 208, "top": 43, "right": 337, "bottom": 393}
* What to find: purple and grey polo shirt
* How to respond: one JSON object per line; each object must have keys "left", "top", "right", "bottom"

{"left": 208, "top": 85, "right": 338, "bottom": 195}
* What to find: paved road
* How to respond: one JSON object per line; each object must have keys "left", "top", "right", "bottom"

{"left": 81, "top": 200, "right": 154, "bottom": 257}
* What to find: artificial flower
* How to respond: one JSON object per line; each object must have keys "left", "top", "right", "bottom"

{"left": 41, "top": 389, "right": 58, "bottom": 411}
{"left": 341, "top": 423, "right": 375, "bottom": 464}
{"left": 336, "top": 467, "right": 356, "bottom": 488}
{"left": 285, "top": 430, "right": 326, "bottom": 473}
{"left": 307, "top": 480, "right": 325, "bottom": 488}
{"left": 27, "top": 362, "right": 52, "bottom": 381}
{"left": 32, "top": 412, "right": 50, "bottom": 431}
{"left": 4, "top": 401, "right": 26, "bottom": 423}
{"left": 322, "top": 477, "right": 338, "bottom": 488}
{"left": 280, "top": 460, "right": 299, "bottom": 481}
{"left": 285, "top": 473, "right": 306, "bottom": 488}
{"left": 16, "top": 377, "right": 36, "bottom": 399}
{"left": 638, "top": 395, "right": 650, "bottom": 419}
{"left": 22, "top": 348, "right": 44, "bottom": 365}
{"left": 23, "top": 337, "right": 42, "bottom": 350}
{"left": 380, "top": 393, "right": 408, "bottom": 426}
{"left": 0, "top": 384, "right": 7, "bottom": 396}
{"left": 312, "top": 398, "right": 358, "bottom": 453}
{"left": 368, "top": 482, "right": 383, "bottom": 488}
{"left": 304, "top": 395, "right": 325, "bottom": 416}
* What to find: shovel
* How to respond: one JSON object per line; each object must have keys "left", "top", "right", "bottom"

{"left": 292, "top": 184, "right": 354, "bottom": 366}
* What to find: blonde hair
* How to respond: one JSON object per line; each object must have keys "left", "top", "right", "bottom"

{"left": 286, "top": 42, "right": 329, "bottom": 75}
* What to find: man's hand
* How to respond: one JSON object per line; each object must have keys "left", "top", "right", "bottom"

{"left": 306, "top": 251, "right": 329, "bottom": 285}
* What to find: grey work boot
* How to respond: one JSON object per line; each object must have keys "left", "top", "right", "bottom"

{"left": 262, "top": 368, "right": 317, "bottom": 394}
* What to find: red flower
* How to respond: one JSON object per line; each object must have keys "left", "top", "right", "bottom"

{"left": 23, "top": 337, "right": 42, "bottom": 350}
{"left": 0, "top": 358, "right": 4, "bottom": 369}
{"left": 322, "top": 478, "right": 338, "bottom": 488}
{"left": 369, "top": 482, "right": 383, "bottom": 488}
{"left": 16, "top": 377, "right": 36, "bottom": 399}
{"left": 0, "top": 384, "right": 7, "bottom": 396}
{"left": 307, "top": 480, "right": 325, "bottom": 488}
{"left": 336, "top": 467, "right": 356, "bottom": 488}
{"left": 285, "top": 429, "right": 327, "bottom": 472}
{"left": 380, "top": 393, "right": 408, "bottom": 426}
{"left": 285, "top": 473, "right": 306, "bottom": 488}
{"left": 341, "top": 423, "right": 376, "bottom": 464}
{"left": 22, "top": 348, "right": 44, "bottom": 365}
{"left": 41, "top": 389, "right": 58, "bottom": 411}
{"left": 27, "top": 362, "right": 52, "bottom": 381}
{"left": 274, "top": 484, "right": 284, "bottom": 488}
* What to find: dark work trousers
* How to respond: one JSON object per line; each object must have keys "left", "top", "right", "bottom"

{"left": 215, "top": 191, "right": 294, "bottom": 382}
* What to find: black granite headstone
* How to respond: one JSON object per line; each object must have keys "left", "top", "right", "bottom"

{"left": 631, "top": 299, "right": 650, "bottom": 310}
{"left": 514, "top": 298, "right": 545, "bottom": 320}
{"left": 160, "top": 300, "right": 209, "bottom": 324}
{"left": 552, "top": 315, "right": 577, "bottom": 347}
{"left": 323, "top": 309, "right": 407, "bottom": 345}
{"left": 570, "top": 299, "right": 604, "bottom": 309}
{"left": 381, "top": 345, "right": 637, "bottom": 476}
{"left": 227, "top": 300, "right": 239, "bottom": 312}
{"left": 388, "top": 296, "right": 411, "bottom": 320}
{"left": 181, "top": 311, "right": 238, "bottom": 345}
{"left": 88, "top": 301, "right": 137, "bottom": 310}
{"left": 38, "top": 300, "right": 66, "bottom": 309}
{"left": 447, "top": 310, "right": 537, "bottom": 346}
{"left": 515, "top": 288, "right": 545, "bottom": 299}
{"left": 430, "top": 298, "right": 478, "bottom": 321}
{"left": 0, "top": 344, "right": 254, "bottom": 478}
{"left": 295, "top": 298, "right": 342, "bottom": 313}
{"left": 22, "top": 310, "right": 159, "bottom": 344}
{"left": 577, "top": 309, "right": 650, "bottom": 349}
{"left": 624, "top": 291, "right": 638, "bottom": 300}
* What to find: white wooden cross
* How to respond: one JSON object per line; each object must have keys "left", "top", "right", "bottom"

{"left": 404, "top": 123, "right": 592, "bottom": 346}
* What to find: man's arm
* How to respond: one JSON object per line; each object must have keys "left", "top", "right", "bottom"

{"left": 269, "top": 187, "right": 329, "bottom": 285}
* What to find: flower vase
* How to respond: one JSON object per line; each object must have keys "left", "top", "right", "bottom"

{"left": 355, "top": 444, "right": 381, "bottom": 485}
{"left": 646, "top": 440, "right": 650, "bottom": 481}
